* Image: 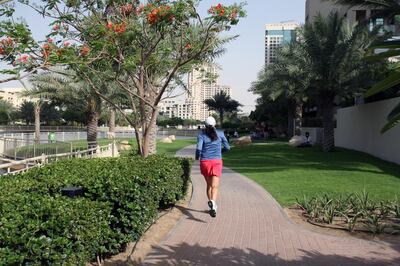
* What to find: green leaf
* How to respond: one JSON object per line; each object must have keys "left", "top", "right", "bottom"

{"left": 367, "top": 49, "right": 400, "bottom": 61}
{"left": 365, "top": 71, "right": 400, "bottom": 98}
{"left": 381, "top": 111, "right": 400, "bottom": 133}
{"left": 388, "top": 102, "right": 400, "bottom": 121}
{"left": 370, "top": 39, "right": 400, "bottom": 49}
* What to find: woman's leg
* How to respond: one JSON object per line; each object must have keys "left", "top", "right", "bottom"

{"left": 205, "top": 176, "right": 212, "bottom": 200}
{"left": 210, "top": 176, "right": 220, "bottom": 201}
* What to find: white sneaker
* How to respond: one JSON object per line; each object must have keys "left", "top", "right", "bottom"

{"left": 208, "top": 200, "right": 217, "bottom": 218}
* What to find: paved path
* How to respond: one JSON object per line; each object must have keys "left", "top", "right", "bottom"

{"left": 144, "top": 146, "right": 400, "bottom": 265}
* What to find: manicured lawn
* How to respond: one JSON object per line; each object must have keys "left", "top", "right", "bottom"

{"left": 223, "top": 142, "right": 400, "bottom": 207}
{"left": 123, "top": 138, "right": 195, "bottom": 156}
{"left": 157, "top": 138, "right": 196, "bottom": 155}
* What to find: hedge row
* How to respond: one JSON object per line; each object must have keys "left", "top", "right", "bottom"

{"left": 0, "top": 155, "right": 191, "bottom": 265}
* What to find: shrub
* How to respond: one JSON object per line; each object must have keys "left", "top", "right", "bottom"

{"left": 0, "top": 155, "right": 192, "bottom": 264}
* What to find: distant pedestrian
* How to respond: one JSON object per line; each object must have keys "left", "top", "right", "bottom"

{"left": 196, "top": 117, "right": 230, "bottom": 218}
{"left": 225, "top": 131, "right": 230, "bottom": 143}
{"left": 48, "top": 131, "right": 56, "bottom": 144}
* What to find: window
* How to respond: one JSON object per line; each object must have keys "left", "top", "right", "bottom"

{"left": 356, "top": 10, "right": 366, "bottom": 23}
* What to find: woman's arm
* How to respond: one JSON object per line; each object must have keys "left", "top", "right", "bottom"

{"left": 195, "top": 134, "right": 203, "bottom": 160}
{"left": 221, "top": 133, "right": 230, "bottom": 152}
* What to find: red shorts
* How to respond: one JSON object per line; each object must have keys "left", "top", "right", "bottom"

{"left": 200, "top": 159, "right": 223, "bottom": 178}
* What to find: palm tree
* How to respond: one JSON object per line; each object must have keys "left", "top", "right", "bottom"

{"left": 303, "top": 12, "right": 381, "bottom": 152}
{"left": 28, "top": 69, "right": 102, "bottom": 148}
{"left": 251, "top": 39, "right": 311, "bottom": 137}
{"left": 0, "top": 99, "right": 15, "bottom": 125}
{"left": 204, "top": 92, "right": 242, "bottom": 127}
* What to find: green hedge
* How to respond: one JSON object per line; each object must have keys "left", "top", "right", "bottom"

{"left": 0, "top": 155, "right": 191, "bottom": 265}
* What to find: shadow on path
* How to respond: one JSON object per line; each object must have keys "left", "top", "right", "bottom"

{"left": 140, "top": 243, "right": 398, "bottom": 265}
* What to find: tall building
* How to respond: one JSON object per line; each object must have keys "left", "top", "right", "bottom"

{"left": 0, "top": 87, "right": 31, "bottom": 107}
{"left": 158, "top": 100, "right": 191, "bottom": 120}
{"left": 187, "top": 64, "right": 231, "bottom": 121}
{"left": 265, "top": 22, "right": 299, "bottom": 65}
{"left": 305, "top": 0, "right": 400, "bottom": 35}
{"left": 159, "top": 63, "right": 233, "bottom": 122}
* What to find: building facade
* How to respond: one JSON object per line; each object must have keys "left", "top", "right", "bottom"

{"left": 187, "top": 64, "right": 231, "bottom": 121}
{"left": 0, "top": 87, "right": 31, "bottom": 107}
{"left": 158, "top": 100, "right": 192, "bottom": 120}
{"left": 305, "top": 0, "right": 400, "bottom": 35}
{"left": 160, "top": 63, "right": 233, "bottom": 122}
{"left": 265, "top": 22, "right": 299, "bottom": 66}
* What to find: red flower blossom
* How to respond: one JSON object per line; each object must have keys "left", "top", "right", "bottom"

{"left": 114, "top": 22, "right": 127, "bottom": 34}
{"left": 229, "top": 11, "right": 238, "bottom": 20}
{"left": 47, "top": 38, "right": 53, "bottom": 43}
{"left": 18, "top": 55, "right": 29, "bottom": 62}
{"left": 148, "top": 13, "right": 157, "bottom": 24}
{"left": 42, "top": 50, "right": 50, "bottom": 58}
{"left": 42, "top": 43, "right": 50, "bottom": 50}
{"left": 185, "top": 43, "right": 192, "bottom": 49}
{"left": 53, "top": 24, "right": 60, "bottom": 31}
{"left": 63, "top": 41, "right": 70, "bottom": 47}
{"left": 1, "top": 37, "right": 13, "bottom": 46}
{"left": 0, "top": 47, "right": 4, "bottom": 55}
{"left": 106, "top": 22, "right": 113, "bottom": 29}
{"left": 56, "top": 49, "right": 62, "bottom": 56}
{"left": 80, "top": 45, "right": 90, "bottom": 56}
{"left": 121, "top": 3, "right": 133, "bottom": 16}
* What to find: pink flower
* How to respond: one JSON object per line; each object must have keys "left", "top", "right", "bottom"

{"left": 63, "top": 41, "right": 70, "bottom": 47}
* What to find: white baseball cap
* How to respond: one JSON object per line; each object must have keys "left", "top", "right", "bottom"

{"left": 205, "top": 116, "right": 216, "bottom": 127}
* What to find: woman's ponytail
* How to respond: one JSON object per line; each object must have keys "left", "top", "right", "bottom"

{"left": 204, "top": 125, "right": 218, "bottom": 141}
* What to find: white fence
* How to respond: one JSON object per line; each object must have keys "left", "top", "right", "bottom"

{"left": 335, "top": 97, "right": 400, "bottom": 165}
{"left": 0, "top": 141, "right": 118, "bottom": 175}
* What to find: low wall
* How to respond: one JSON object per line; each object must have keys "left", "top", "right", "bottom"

{"left": 334, "top": 97, "right": 400, "bottom": 165}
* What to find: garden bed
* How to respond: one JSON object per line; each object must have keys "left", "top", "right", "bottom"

{"left": 295, "top": 192, "right": 400, "bottom": 235}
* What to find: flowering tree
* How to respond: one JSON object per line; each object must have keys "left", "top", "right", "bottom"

{"left": 1, "top": 0, "right": 245, "bottom": 157}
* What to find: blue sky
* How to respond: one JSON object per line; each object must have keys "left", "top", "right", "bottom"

{"left": 198, "top": 0, "right": 306, "bottom": 113}
{"left": 2, "top": 0, "right": 306, "bottom": 113}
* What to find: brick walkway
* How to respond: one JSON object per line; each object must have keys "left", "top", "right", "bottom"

{"left": 143, "top": 146, "right": 400, "bottom": 265}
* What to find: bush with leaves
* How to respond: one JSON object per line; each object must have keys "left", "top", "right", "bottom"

{"left": 0, "top": 155, "right": 191, "bottom": 264}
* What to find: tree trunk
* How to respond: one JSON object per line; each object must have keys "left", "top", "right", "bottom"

{"left": 294, "top": 101, "right": 303, "bottom": 136}
{"left": 34, "top": 102, "right": 41, "bottom": 144}
{"left": 109, "top": 107, "right": 116, "bottom": 138}
{"left": 147, "top": 113, "right": 157, "bottom": 155}
{"left": 87, "top": 98, "right": 99, "bottom": 150}
{"left": 321, "top": 99, "right": 335, "bottom": 152}
{"left": 287, "top": 107, "right": 295, "bottom": 138}
{"left": 141, "top": 110, "right": 158, "bottom": 157}
{"left": 219, "top": 110, "right": 224, "bottom": 128}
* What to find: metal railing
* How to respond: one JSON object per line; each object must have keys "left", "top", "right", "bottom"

{"left": 158, "top": 129, "right": 199, "bottom": 138}
{"left": 0, "top": 141, "right": 117, "bottom": 175}
{"left": 0, "top": 126, "right": 86, "bottom": 132}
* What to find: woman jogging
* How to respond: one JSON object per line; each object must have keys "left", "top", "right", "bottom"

{"left": 195, "top": 117, "right": 230, "bottom": 218}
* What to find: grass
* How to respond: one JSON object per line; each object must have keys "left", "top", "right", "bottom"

{"left": 223, "top": 142, "right": 400, "bottom": 207}
{"left": 156, "top": 139, "right": 195, "bottom": 155}
{"left": 121, "top": 138, "right": 195, "bottom": 156}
